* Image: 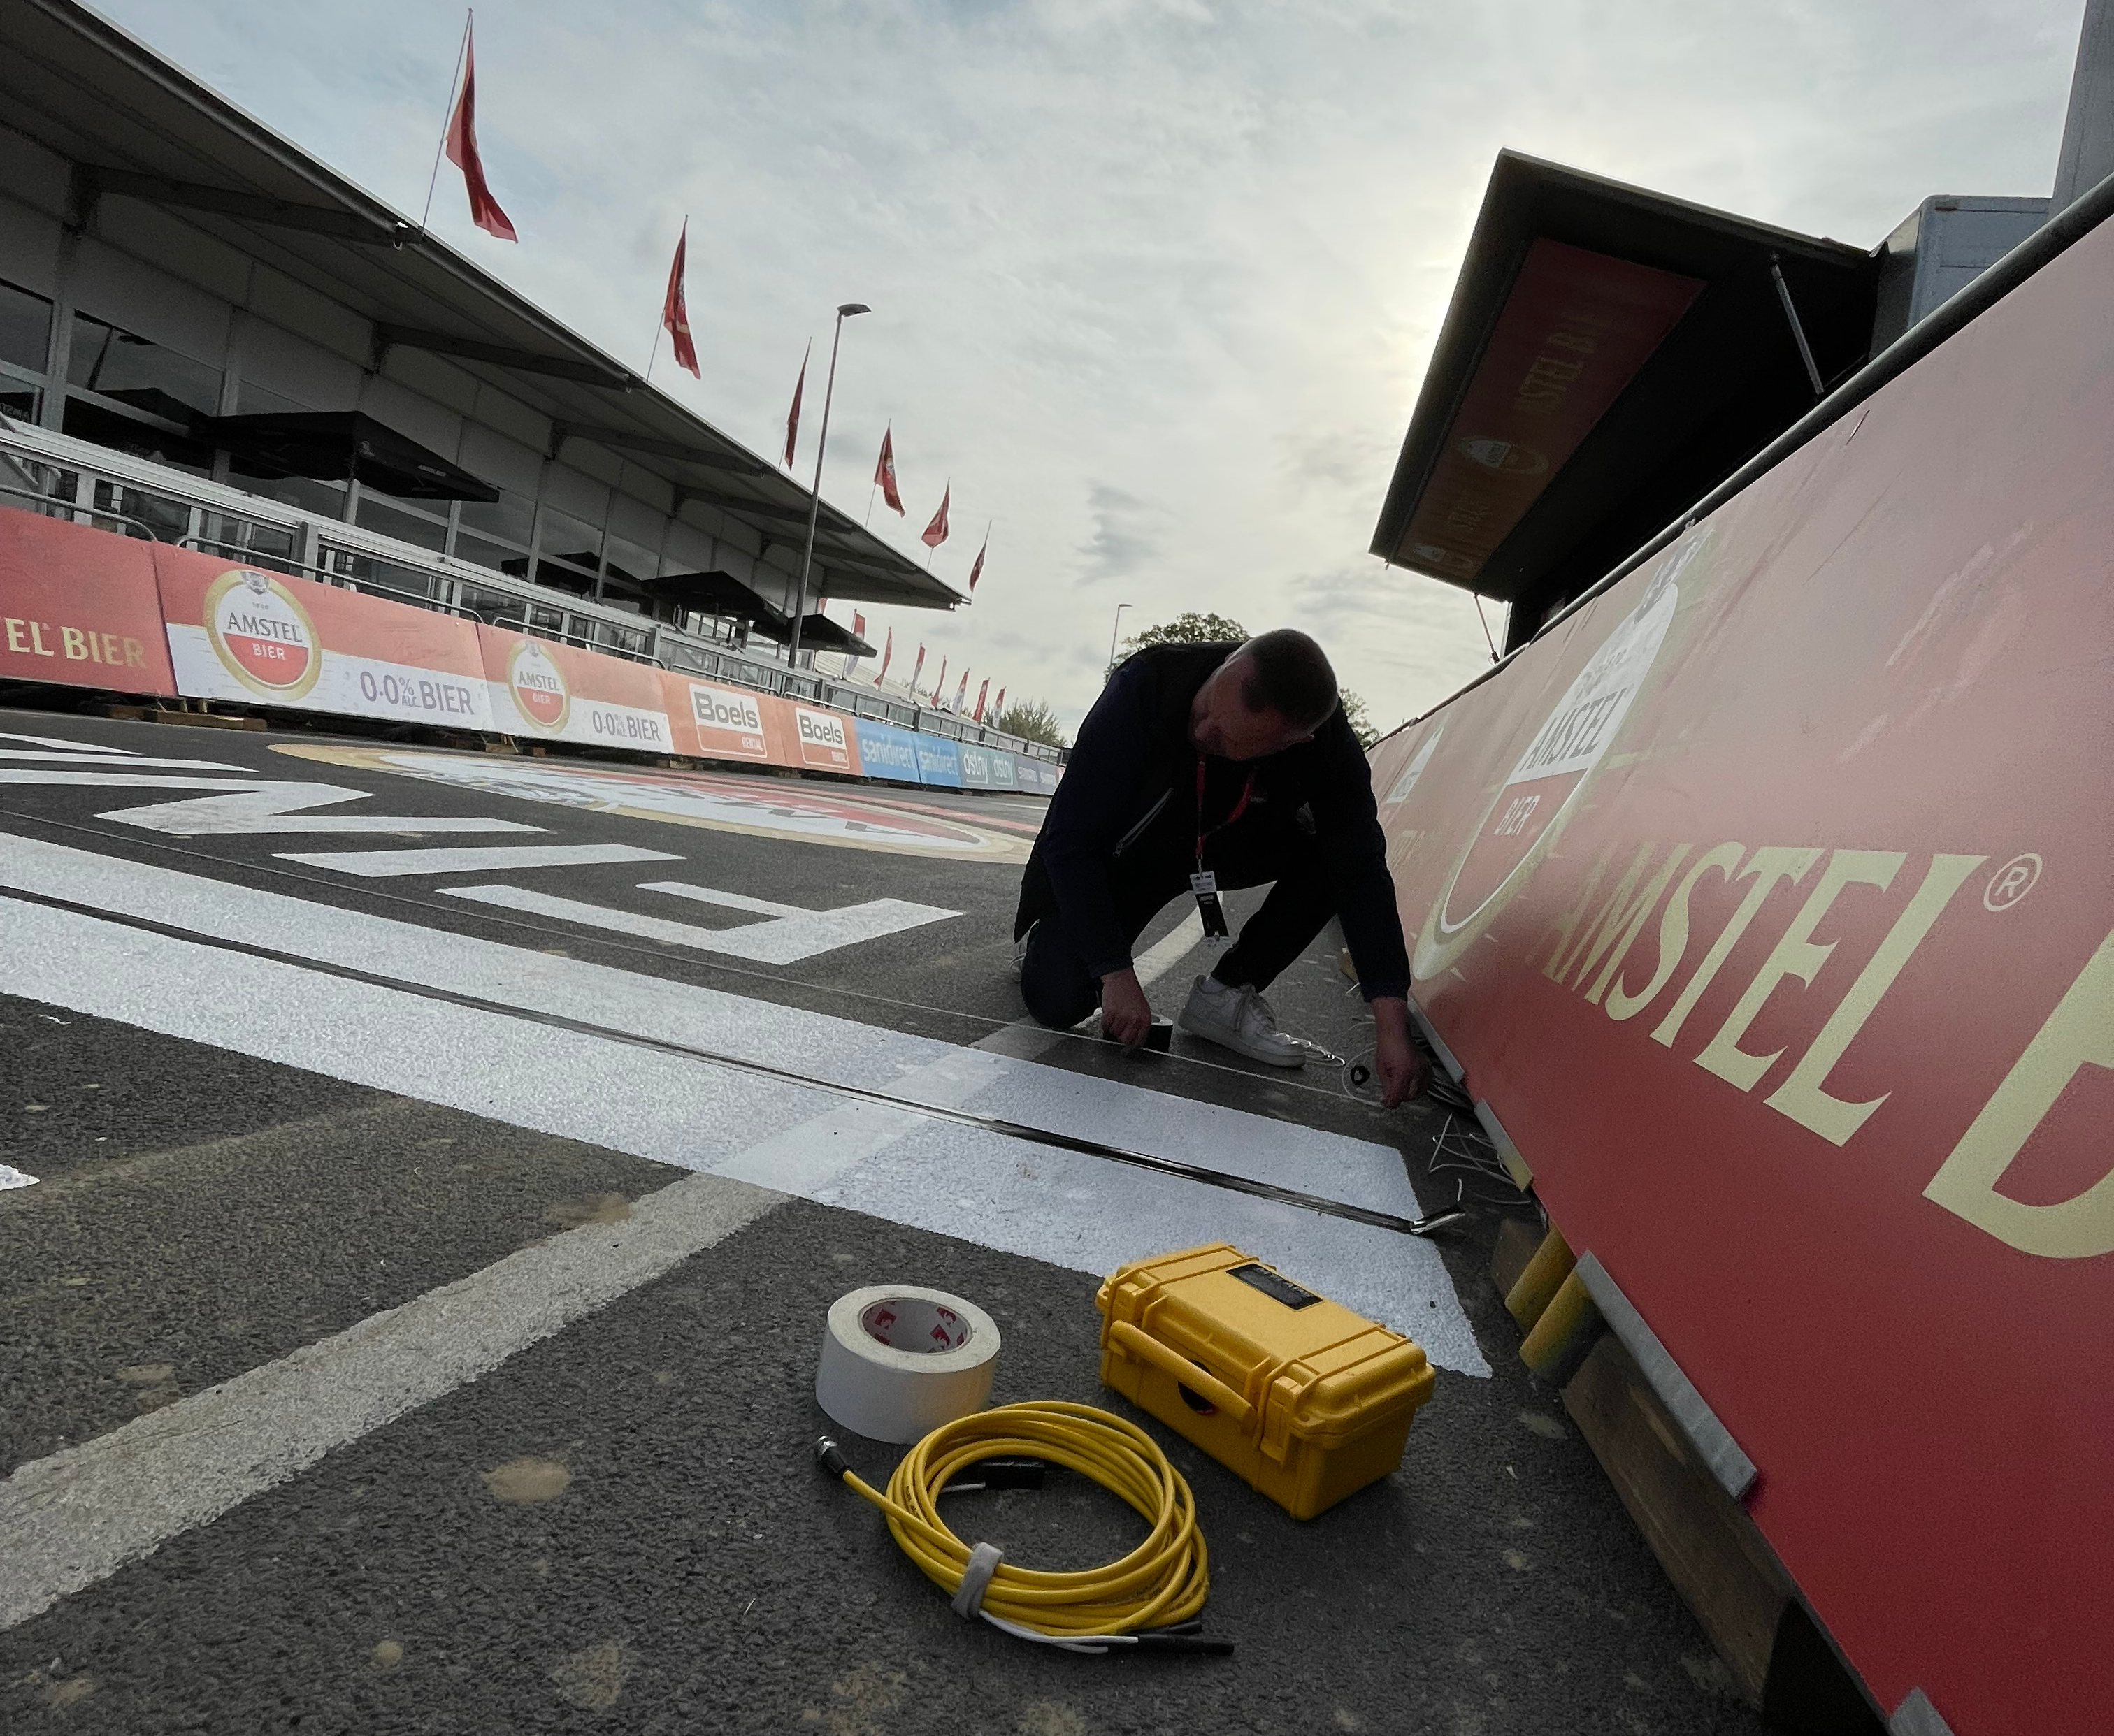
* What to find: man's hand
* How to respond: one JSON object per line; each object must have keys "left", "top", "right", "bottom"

{"left": 1369, "top": 996, "right": 1428, "bottom": 1108}
{"left": 1099, "top": 967, "right": 1155, "bottom": 1049}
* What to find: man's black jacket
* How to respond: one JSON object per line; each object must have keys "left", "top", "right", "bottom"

{"left": 1019, "top": 642, "right": 1411, "bottom": 999}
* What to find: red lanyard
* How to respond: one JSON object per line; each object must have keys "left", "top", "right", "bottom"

{"left": 1195, "top": 757, "right": 1255, "bottom": 868}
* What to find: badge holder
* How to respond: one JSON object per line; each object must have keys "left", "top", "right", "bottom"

{"left": 1190, "top": 870, "right": 1232, "bottom": 950}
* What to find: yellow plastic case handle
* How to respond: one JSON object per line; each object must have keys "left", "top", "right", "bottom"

{"left": 1109, "top": 1322, "right": 1251, "bottom": 1425}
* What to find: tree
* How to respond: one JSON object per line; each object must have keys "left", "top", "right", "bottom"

{"left": 1109, "top": 611, "right": 1247, "bottom": 679}
{"left": 993, "top": 697, "right": 1069, "bottom": 749}
{"left": 1339, "top": 688, "right": 1379, "bottom": 748}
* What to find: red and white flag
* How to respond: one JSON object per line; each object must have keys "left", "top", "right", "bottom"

{"left": 931, "top": 657, "right": 947, "bottom": 707}
{"left": 921, "top": 482, "right": 951, "bottom": 550}
{"left": 442, "top": 19, "right": 517, "bottom": 242}
{"left": 877, "top": 628, "right": 893, "bottom": 686}
{"left": 852, "top": 612, "right": 867, "bottom": 656}
{"left": 973, "top": 679, "right": 990, "bottom": 723}
{"left": 910, "top": 644, "right": 926, "bottom": 693}
{"left": 992, "top": 687, "right": 1005, "bottom": 719}
{"left": 874, "top": 426, "right": 904, "bottom": 515}
{"left": 954, "top": 670, "right": 970, "bottom": 712}
{"left": 661, "top": 218, "right": 700, "bottom": 378}
{"left": 783, "top": 340, "right": 810, "bottom": 470}
{"left": 968, "top": 527, "right": 988, "bottom": 595}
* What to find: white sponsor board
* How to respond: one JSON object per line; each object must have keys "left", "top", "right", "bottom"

{"left": 166, "top": 623, "right": 496, "bottom": 730}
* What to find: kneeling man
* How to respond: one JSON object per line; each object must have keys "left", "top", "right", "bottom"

{"left": 1014, "top": 629, "right": 1425, "bottom": 1107}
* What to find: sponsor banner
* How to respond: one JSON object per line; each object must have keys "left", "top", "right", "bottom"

{"left": 851, "top": 717, "right": 923, "bottom": 786}
{"left": 790, "top": 703, "right": 855, "bottom": 773}
{"left": 914, "top": 732, "right": 963, "bottom": 789}
{"left": 1370, "top": 217, "right": 2114, "bottom": 1735}
{"left": 155, "top": 542, "right": 491, "bottom": 726}
{"left": 0, "top": 509, "right": 175, "bottom": 697}
{"left": 477, "top": 623, "right": 673, "bottom": 753}
{"left": 663, "top": 674, "right": 778, "bottom": 763}
{"left": 956, "top": 740, "right": 995, "bottom": 790}
{"left": 984, "top": 746, "right": 1019, "bottom": 791}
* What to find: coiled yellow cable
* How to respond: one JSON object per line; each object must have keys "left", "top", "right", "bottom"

{"left": 828, "top": 1400, "right": 1213, "bottom": 1648}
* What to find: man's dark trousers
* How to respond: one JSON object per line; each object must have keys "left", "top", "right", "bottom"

{"left": 1018, "top": 813, "right": 1335, "bottom": 1029}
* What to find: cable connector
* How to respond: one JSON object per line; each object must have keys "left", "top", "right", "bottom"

{"left": 814, "top": 1436, "right": 850, "bottom": 1481}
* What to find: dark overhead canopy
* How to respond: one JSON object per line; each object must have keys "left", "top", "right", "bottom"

{"left": 0, "top": 0, "right": 963, "bottom": 612}
{"left": 641, "top": 568, "right": 791, "bottom": 633}
{"left": 768, "top": 613, "right": 871, "bottom": 656}
{"left": 1373, "top": 151, "right": 1879, "bottom": 650}
{"left": 203, "top": 411, "right": 499, "bottom": 501}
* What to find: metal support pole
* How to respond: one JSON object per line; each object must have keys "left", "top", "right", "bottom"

{"left": 788, "top": 303, "right": 868, "bottom": 675}
{"left": 1107, "top": 602, "right": 1132, "bottom": 673}
{"left": 1769, "top": 256, "right": 1825, "bottom": 398}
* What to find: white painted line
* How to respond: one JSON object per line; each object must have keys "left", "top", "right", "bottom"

{"left": 443, "top": 882, "right": 961, "bottom": 965}
{"left": 0, "top": 751, "right": 243, "bottom": 770}
{"left": 1135, "top": 909, "right": 1205, "bottom": 990}
{"left": 642, "top": 880, "right": 804, "bottom": 918}
{"left": 100, "top": 782, "right": 542, "bottom": 836}
{"left": 0, "top": 835, "right": 1485, "bottom": 1370}
{"left": 277, "top": 843, "right": 682, "bottom": 878}
{"left": 0, "top": 732, "right": 137, "bottom": 753}
{"left": 0, "top": 1163, "right": 38, "bottom": 1189}
{"left": 0, "top": 1168, "right": 779, "bottom": 1630}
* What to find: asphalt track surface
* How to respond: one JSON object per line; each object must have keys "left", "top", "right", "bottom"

{"left": 0, "top": 702, "right": 1771, "bottom": 1735}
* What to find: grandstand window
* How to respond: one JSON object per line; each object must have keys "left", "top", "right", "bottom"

{"left": 454, "top": 486, "right": 535, "bottom": 570}
{"left": 66, "top": 312, "right": 222, "bottom": 423}
{"left": 354, "top": 486, "right": 450, "bottom": 554}
{"left": 0, "top": 279, "right": 52, "bottom": 390}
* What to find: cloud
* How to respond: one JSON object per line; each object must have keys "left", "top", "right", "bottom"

{"left": 92, "top": 0, "right": 2087, "bottom": 739}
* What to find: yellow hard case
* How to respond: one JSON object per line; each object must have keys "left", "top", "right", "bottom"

{"left": 1095, "top": 1243, "right": 1437, "bottom": 1520}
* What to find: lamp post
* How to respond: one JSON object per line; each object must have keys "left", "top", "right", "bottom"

{"left": 788, "top": 301, "right": 870, "bottom": 675}
{"left": 1107, "top": 602, "right": 1133, "bottom": 673}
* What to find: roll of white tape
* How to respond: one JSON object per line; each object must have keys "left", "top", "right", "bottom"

{"left": 816, "top": 1285, "right": 1002, "bottom": 1444}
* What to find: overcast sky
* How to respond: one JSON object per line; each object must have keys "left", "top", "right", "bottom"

{"left": 100, "top": 0, "right": 2087, "bottom": 733}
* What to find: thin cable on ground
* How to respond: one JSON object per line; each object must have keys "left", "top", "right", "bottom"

{"left": 818, "top": 1401, "right": 1224, "bottom": 1655}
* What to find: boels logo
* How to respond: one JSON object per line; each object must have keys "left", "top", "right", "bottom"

{"left": 691, "top": 684, "right": 764, "bottom": 736}
{"left": 1414, "top": 532, "right": 1702, "bottom": 981}
{"left": 796, "top": 709, "right": 847, "bottom": 751}
{"left": 203, "top": 569, "right": 321, "bottom": 701}
{"left": 506, "top": 639, "right": 570, "bottom": 732}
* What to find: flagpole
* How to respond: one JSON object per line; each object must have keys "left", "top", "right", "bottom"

{"left": 788, "top": 302, "right": 869, "bottom": 676}
{"left": 647, "top": 216, "right": 680, "bottom": 381}
{"left": 421, "top": 12, "right": 473, "bottom": 233}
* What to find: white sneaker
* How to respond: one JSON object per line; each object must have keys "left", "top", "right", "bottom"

{"left": 1176, "top": 974, "right": 1306, "bottom": 1067}
{"left": 1009, "top": 924, "right": 1035, "bottom": 982}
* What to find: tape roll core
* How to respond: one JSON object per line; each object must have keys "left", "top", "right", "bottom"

{"left": 817, "top": 1285, "right": 1001, "bottom": 1443}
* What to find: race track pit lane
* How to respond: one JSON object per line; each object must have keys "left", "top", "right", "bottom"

{"left": 274, "top": 744, "right": 1034, "bottom": 862}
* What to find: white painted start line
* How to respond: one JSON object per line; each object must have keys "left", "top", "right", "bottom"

{"left": 0, "top": 770, "right": 541, "bottom": 835}
{"left": 0, "top": 830, "right": 1483, "bottom": 1374}
{"left": 277, "top": 842, "right": 682, "bottom": 877}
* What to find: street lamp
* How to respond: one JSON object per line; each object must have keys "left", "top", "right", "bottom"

{"left": 788, "top": 301, "right": 870, "bottom": 674}
{"left": 1107, "top": 602, "right": 1133, "bottom": 672}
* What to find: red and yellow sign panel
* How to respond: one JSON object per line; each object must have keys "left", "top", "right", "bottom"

{"left": 0, "top": 508, "right": 175, "bottom": 696}
{"left": 473, "top": 623, "right": 673, "bottom": 753}
{"left": 1399, "top": 238, "right": 1701, "bottom": 583}
{"left": 1371, "top": 217, "right": 2114, "bottom": 1734}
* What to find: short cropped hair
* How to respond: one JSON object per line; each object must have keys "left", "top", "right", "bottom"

{"left": 1235, "top": 629, "right": 1339, "bottom": 731}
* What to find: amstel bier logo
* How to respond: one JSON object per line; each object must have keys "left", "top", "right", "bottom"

{"left": 506, "top": 639, "right": 570, "bottom": 732}
{"left": 203, "top": 569, "right": 321, "bottom": 701}
{"left": 1414, "top": 533, "right": 1702, "bottom": 981}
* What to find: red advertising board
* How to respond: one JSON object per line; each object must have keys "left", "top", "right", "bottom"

{"left": 475, "top": 623, "right": 673, "bottom": 754}
{"left": 1372, "top": 216, "right": 2114, "bottom": 1733}
{"left": 1398, "top": 238, "right": 1701, "bottom": 584}
{"left": 154, "top": 543, "right": 491, "bottom": 728}
{"left": 660, "top": 671, "right": 785, "bottom": 764}
{"left": 0, "top": 508, "right": 175, "bottom": 697}
{"left": 788, "top": 700, "right": 858, "bottom": 773}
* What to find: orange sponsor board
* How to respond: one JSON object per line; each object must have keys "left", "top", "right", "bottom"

{"left": 660, "top": 672, "right": 782, "bottom": 763}
{"left": 154, "top": 542, "right": 491, "bottom": 725}
{"left": 1369, "top": 219, "right": 2114, "bottom": 1734}
{"left": 0, "top": 508, "right": 175, "bottom": 695}
{"left": 789, "top": 702, "right": 856, "bottom": 772}
{"left": 476, "top": 623, "right": 674, "bottom": 753}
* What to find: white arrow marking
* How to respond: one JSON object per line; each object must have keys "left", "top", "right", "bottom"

{"left": 440, "top": 881, "right": 959, "bottom": 964}
{"left": 0, "top": 751, "right": 244, "bottom": 770}
{"left": 0, "top": 732, "right": 138, "bottom": 753}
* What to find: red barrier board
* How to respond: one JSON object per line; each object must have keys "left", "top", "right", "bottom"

{"left": 788, "top": 701, "right": 857, "bottom": 774}
{"left": 156, "top": 544, "right": 491, "bottom": 728}
{"left": 0, "top": 509, "right": 175, "bottom": 697}
{"left": 476, "top": 623, "right": 673, "bottom": 753}
{"left": 660, "top": 672, "right": 784, "bottom": 765}
{"left": 1372, "top": 217, "right": 2114, "bottom": 1733}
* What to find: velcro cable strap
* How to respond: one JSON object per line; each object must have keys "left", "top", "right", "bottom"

{"left": 951, "top": 1541, "right": 1005, "bottom": 1619}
